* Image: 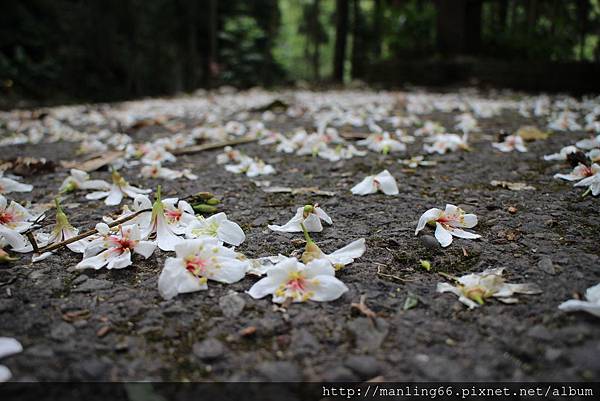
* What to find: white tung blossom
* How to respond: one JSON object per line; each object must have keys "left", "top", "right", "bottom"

{"left": 559, "top": 283, "right": 600, "bottom": 318}
{"left": 76, "top": 223, "right": 156, "bottom": 270}
{"left": 158, "top": 238, "right": 248, "bottom": 300}
{"left": 437, "top": 267, "right": 542, "bottom": 309}
{"left": 59, "top": 169, "right": 110, "bottom": 193}
{"left": 268, "top": 204, "right": 332, "bottom": 233}
{"left": 415, "top": 204, "right": 480, "bottom": 247}
{"left": 351, "top": 169, "right": 399, "bottom": 196}
{"left": 0, "top": 172, "right": 32, "bottom": 194}
{"left": 492, "top": 135, "right": 527, "bottom": 153}
{"left": 0, "top": 337, "right": 23, "bottom": 383}
{"left": 247, "top": 257, "right": 348, "bottom": 303}
{"left": 0, "top": 195, "right": 34, "bottom": 252}
{"left": 185, "top": 212, "right": 246, "bottom": 247}
{"left": 86, "top": 171, "right": 150, "bottom": 206}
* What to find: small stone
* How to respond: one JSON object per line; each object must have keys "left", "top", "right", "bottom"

{"left": 321, "top": 366, "right": 357, "bottom": 382}
{"left": 419, "top": 235, "right": 440, "bottom": 250}
{"left": 72, "top": 278, "right": 113, "bottom": 293}
{"left": 71, "top": 274, "right": 89, "bottom": 286}
{"left": 537, "top": 257, "right": 556, "bottom": 275}
{"left": 51, "top": 322, "right": 75, "bottom": 341}
{"left": 527, "top": 325, "right": 552, "bottom": 341}
{"left": 347, "top": 317, "right": 389, "bottom": 352}
{"left": 256, "top": 361, "right": 302, "bottom": 381}
{"left": 219, "top": 292, "right": 246, "bottom": 318}
{"left": 193, "top": 338, "right": 225, "bottom": 361}
{"left": 345, "top": 355, "right": 381, "bottom": 379}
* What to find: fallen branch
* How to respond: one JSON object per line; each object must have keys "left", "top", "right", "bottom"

{"left": 172, "top": 136, "right": 258, "bottom": 155}
{"left": 35, "top": 208, "right": 152, "bottom": 254}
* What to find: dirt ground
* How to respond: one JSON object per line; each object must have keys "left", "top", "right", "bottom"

{"left": 1, "top": 90, "right": 599, "bottom": 382}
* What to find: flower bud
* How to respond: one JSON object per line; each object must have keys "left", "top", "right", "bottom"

{"left": 193, "top": 204, "right": 218, "bottom": 214}
{"left": 0, "top": 249, "right": 17, "bottom": 263}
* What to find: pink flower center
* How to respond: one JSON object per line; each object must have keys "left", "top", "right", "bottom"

{"left": 186, "top": 256, "right": 208, "bottom": 276}
{"left": 109, "top": 236, "right": 136, "bottom": 253}
{"left": 0, "top": 212, "right": 14, "bottom": 225}
{"left": 286, "top": 277, "right": 306, "bottom": 292}
{"left": 165, "top": 209, "right": 182, "bottom": 222}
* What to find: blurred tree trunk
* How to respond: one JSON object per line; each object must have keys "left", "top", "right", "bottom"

{"left": 497, "top": 0, "right": 508, "bottom": 33}
{"left": 576, "top": 0, "right": 590, "bottom": 60}
{"left": 351, "top": 0, "right": 367, "bottom": 79}
{"left": 206, "top": 0, "right": 218, "bottom": 87}
{"left": 435, "top": 0, "right": 481, "bottom": 55}
{"left": 311, "top": 0, "right": 321, "bottom": 81}
{"left": 333, "top": 0, "right": 349, "bottom": 83}
{"left": 372, "top": 0, "right": 383, "bottom": 60}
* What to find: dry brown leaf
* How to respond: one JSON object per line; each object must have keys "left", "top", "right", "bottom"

{"left": 61, "top": 151, "right": 124, "bottom": 172}
{"left": 517, "top": 126, "right": 549, "bottom": 141}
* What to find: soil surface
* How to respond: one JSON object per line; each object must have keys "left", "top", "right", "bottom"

{"left": 0, "top": 89, "right": 599, "bottom": 382}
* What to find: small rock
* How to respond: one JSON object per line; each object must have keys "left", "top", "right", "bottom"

{"left": 51, "top": 322, "right": 75, "bottom": 341}
{"left": 537, "top": 257, "right": 556, "bottom": 275}
{"left": 72, "top": 278, "right": 113, "bottom": 293}
{"left": 321, "top": 366, "right": 358, "bottom": 382}
{"left": 290, "top": 328, "right": 320, "bottom": 356}
{"left": 256, "top": 361, "right": 302, "bottom": 381}
{"left": 347, "top": 317, "right": 389, "bottom": 352}
{"left": 527, "top": 325, "right": 552, "bottom": 341}
{"left": 193, "top": 338, "right": 225, "bottom": 361}
{"left": 419, "top": 235, "right": 440, "bottom": 250}
{"left": 71, "top": 274, "right": 89, "bottom": 286}
{"left": 25, "top": 345, "right": 55, "bottom": 358}
{"left": 219, "top": 292, "right": 246, "bottom": 318}
{"left": 79, "top": 359, "right": 109, "bottom": 379}
{"left": 345, "top": 355, "right": 381, "bottom": 379}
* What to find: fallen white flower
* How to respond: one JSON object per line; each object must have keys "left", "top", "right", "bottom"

{"left": 492, "top": 135, "right": 527, "bottom": 153}
{"left": 268, "top": 204, "right": 332, "bottom": 233}
{"left": 357, "top": 132, "right": 406, "bottom": 154}
{"left": 76, "top": 223, "right": 156, "bottom": 270}
{"left": 437, "top": 267, "right": 542, "bottom": 309}
{"left": 59, "top": 169, "right": 110, "bottom": 194}
{"left": 32, "top": 199, "right": 87, "bottom": 262}
{"left": 415, "top": 204, "right": 480, "bottom": 247}
{"left": 574, "top": 164, "right": 600, "bottom": 196}
{"left": 185, "top": 212, "right": 245, "bottom": 246}
{"left": 0, "top": 337, "right": 23, "bottom": 382}
{"left": 86, "top": 170, "right": 150, "bottom": 206}
{"left": 140, "top": 163, "right": 197, "bottom": 181}
{"left": 351, "top": 169, "right": 399, "bottom": 196}
{"left": 0, "top": 172, "right": 32, "bottom": 194}
{"left": 0, "top": 195, "right": 34, "bottom": 252}
{"left": 554, "top": 163, "right": 597, "bottom": 182}
{"left": 543, "top": 145, "right": 578, "bottom": 161}
{"left": 247, "top": 257, "right": 348, "bottom": 303}
{"left": 158, "top": 238, "right": 248, "bottom": 300}
{"left": 134, "top": 190, "right": 196, "bottom": 251}
{"left": 559, "top": 283, "right": 600, "bottom": 318}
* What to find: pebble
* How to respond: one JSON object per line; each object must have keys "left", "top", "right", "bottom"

{"left": 50, "top": 322, "right": 75, "bottom": 341}
{"left": 72, "top": 278, "right": 113, "bottom": 293}
{"left": 71, "top": 274, "right": 89, "bottom": 286}
{"left": 219, "top": 292, "right": 246, "bottom": 318}
{"left": 193, "top": 338, "right": 225, "bottom": 361}
{"left": 255, "top": 361, "right": 302, "bottom": 381}
{"left": 419, "top": 235, "right": 440, "bottom": 250}
{"left": 347, "top": 317, "right": 389, "bottom": 352}
{"left": 344, "top": 355, "right": 381, "bottom": 379}
{"left": 537, "top": 257, "right": 556, "bottom": 275}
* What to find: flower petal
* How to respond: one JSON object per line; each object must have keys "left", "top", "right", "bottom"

{"left": 435, "top": 223, "right": 453, "bottom": 247}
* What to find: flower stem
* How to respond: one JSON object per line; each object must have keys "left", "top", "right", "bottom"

{"left": 300, "top": 223, "right": 313, "bottom": 244}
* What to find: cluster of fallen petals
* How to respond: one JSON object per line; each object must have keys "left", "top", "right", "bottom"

{"left": 2, "top": 88, "right": 600, "bottom": 382}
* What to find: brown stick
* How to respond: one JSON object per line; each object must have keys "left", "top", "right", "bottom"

{"left": 37, "top": 208, "right": 152, "bottom": 253}
{"left": 172, "top": 136, "right": 258, "bottom": 155}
